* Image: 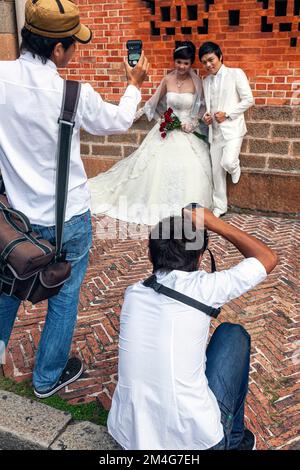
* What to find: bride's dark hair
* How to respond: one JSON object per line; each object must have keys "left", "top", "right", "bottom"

{"left": 173, "top": 41, "right": 196, "bottom": 64}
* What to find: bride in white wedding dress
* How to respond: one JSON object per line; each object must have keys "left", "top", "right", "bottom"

{"left": 88, "top": 42, "right": 213, "bottom": 225}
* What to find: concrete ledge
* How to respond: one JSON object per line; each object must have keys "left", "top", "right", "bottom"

{"left": 0, "top": 390, "right": 120, "bottom": 450}
{"left": 0, "top": 391, "right": 72, "bottom": 450}
{"left": 51, "top": 421, "right": 121, "bottom": 450}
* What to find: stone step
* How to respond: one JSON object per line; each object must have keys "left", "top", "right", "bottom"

{"left": 0, "top": 390, "right": 72, "bottom": 450}
{"left": 0, "top": 390, "right": 120, "bottom": 450}
{"left": 51, "top": 421, "right": 121, "bottom": 450}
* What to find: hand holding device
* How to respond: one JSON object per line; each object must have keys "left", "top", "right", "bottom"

{"left": 124, "top": 48, "right": 149, "bottom": 89}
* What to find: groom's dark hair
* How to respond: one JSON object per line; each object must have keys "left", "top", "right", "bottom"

{"left": 149, "top": 216, "right": 208, "bottom": 274}
{"left": 199, "top": 42, "right": 223, "bottom": 61}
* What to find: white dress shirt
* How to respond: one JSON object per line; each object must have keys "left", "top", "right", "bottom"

{"left": 107, "top": 257, "right": 267, "bottom": 450}
{"left": 210, "top": 65, "right": 224, "bottom": 139}
{"left": 0, "top": 52, "right": 141, "bottom": 225}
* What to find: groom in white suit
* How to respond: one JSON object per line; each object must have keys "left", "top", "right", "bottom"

{"left": 199, "top": 42, "right": 254, "bottom": 217}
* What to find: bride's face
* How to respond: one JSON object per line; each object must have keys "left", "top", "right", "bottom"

{"left": 174, "top": 58, "right": 192, "bottom": 76}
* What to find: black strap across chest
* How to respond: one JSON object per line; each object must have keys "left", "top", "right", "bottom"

{"left": 143, "top": 274, "right": 221, "bottom": 319}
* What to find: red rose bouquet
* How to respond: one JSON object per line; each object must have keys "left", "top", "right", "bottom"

{"left": 159, "top": 107, "right": 206, "bottom": 141}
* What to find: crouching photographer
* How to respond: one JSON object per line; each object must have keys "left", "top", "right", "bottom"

{"left": 107, "top": 205, "right": 277, "bottom": 450}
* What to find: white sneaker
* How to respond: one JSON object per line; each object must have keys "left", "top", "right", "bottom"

{"left": 231, "top": 166, "right": 241, "bottom": 184}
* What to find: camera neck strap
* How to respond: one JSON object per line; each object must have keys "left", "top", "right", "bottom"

{"left": 55, "top": 80, "right": 81, "bottom": 262}
{"left": 143, "top": 274, "right": 221, "bottom": 319}
{"left": 143, "top": 249, "right": 220, "bottom": 319}
{"left": 207, "top": 248, "right": 216, "bottom": 273}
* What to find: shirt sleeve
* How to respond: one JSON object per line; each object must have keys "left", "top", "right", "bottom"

{"left": 226, "top": 69, "right": 254, "bottom": 120}
{"left": 79, "top": 83, "right": 141, "bottom": 135}
{"left": 199, "top": 257, "right": 267, "bottom": 309}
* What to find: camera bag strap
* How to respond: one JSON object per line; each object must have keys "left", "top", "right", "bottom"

{"left": 55, "top": 79, "right": 81, "bottom": 261}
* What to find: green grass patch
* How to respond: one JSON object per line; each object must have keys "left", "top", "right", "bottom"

{"left": 0, "top": 376, "right": 108, "bottom": 426}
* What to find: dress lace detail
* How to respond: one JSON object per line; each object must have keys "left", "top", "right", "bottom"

{"left": 88, "top": 92, "right": 213, "bottom": 225}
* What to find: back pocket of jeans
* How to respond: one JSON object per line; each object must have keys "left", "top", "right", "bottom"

{"left": 64, "top": 214, "right": 92, "bottom": 261}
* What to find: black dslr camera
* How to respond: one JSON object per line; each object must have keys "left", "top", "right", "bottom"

{"left": 126, "top": 40, "right": 142, "bottom": 67}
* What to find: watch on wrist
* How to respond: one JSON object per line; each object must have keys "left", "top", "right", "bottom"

{"left": 225, "top": 113, "right": 230, "bottom": 119}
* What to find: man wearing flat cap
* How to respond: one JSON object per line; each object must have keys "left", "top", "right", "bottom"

{"left": 0, "top": 0, "right": 149, "bottom": 398}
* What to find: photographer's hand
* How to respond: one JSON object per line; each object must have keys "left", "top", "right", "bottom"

{"left": 124, "top": 51, "right": 149, "bottom": 89}
{"left": 183, "top": 207, "right": 278, "bottom": 274}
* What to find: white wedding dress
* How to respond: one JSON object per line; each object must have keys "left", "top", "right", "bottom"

{"left": 88, "top": 92, "right": 213, "bottom": 225}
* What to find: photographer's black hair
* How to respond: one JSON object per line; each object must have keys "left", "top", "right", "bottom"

{"left": 198, "top": 41, "right": 223, "bottom": 62}
{"left": 20, "top": 27, "right": 76, "bottom": 65}
{"left": 174, "top": 41, "right": 196, "bottom": 64}
{"left": 149, "top": 216, "right": 208, "bottom": 274}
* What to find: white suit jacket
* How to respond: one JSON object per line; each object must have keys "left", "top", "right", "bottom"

{"left": 202, "top": 65, "right": 254, "bottom": 143}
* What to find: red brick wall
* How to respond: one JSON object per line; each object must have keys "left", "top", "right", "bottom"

{"left": 66, "top": 0, "right": 300, "bottom": 106}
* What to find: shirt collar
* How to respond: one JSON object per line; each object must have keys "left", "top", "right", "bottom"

{"left": 155, "top": 269, "right": 199, "bottom": 280}
{"left": 19, "top": 51, "right": 58, "bottom": 72}
{"left": 211, "top": 64, "right": 225, "bottom": 80}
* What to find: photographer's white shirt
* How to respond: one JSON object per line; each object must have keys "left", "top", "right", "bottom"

{"left": 0, "top": 52, "right": 141, "bottom": 225}
{"left": 108, "top": 257, "right": 267, "bottom": 450}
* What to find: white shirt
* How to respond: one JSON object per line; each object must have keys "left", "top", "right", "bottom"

{"left": 107, "top": 257, "right": 267, "bottom": 450}
{"left": 0, "top": 52, "right": 141, "bottom": 225}
{"left": 210, "top": 64, "right": 224, "bottom": 138}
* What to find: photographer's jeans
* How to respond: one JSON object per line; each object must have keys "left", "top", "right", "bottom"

{"left": 206, "top": 322, "right": 251, "bottom": 450}
{"left": 0, "top": 210, "right": 92, "bottom": 391}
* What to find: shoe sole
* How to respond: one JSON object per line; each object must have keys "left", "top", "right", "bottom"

{"left": 34, "top": 362, "right": 84, "bottom": 399}
{"left": 252, "top": 434, "right": 257, "bottom": 450}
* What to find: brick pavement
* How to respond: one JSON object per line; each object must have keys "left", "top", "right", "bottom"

{"left": 2, "top": 213, "right": 299, "bottom": 450}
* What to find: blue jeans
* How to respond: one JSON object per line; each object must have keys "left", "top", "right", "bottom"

{"left": 205, "top": 322, "right": 251, "bottom": 450}
{"left": 0, "top": 210, "right": 92, "bottom": 391}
